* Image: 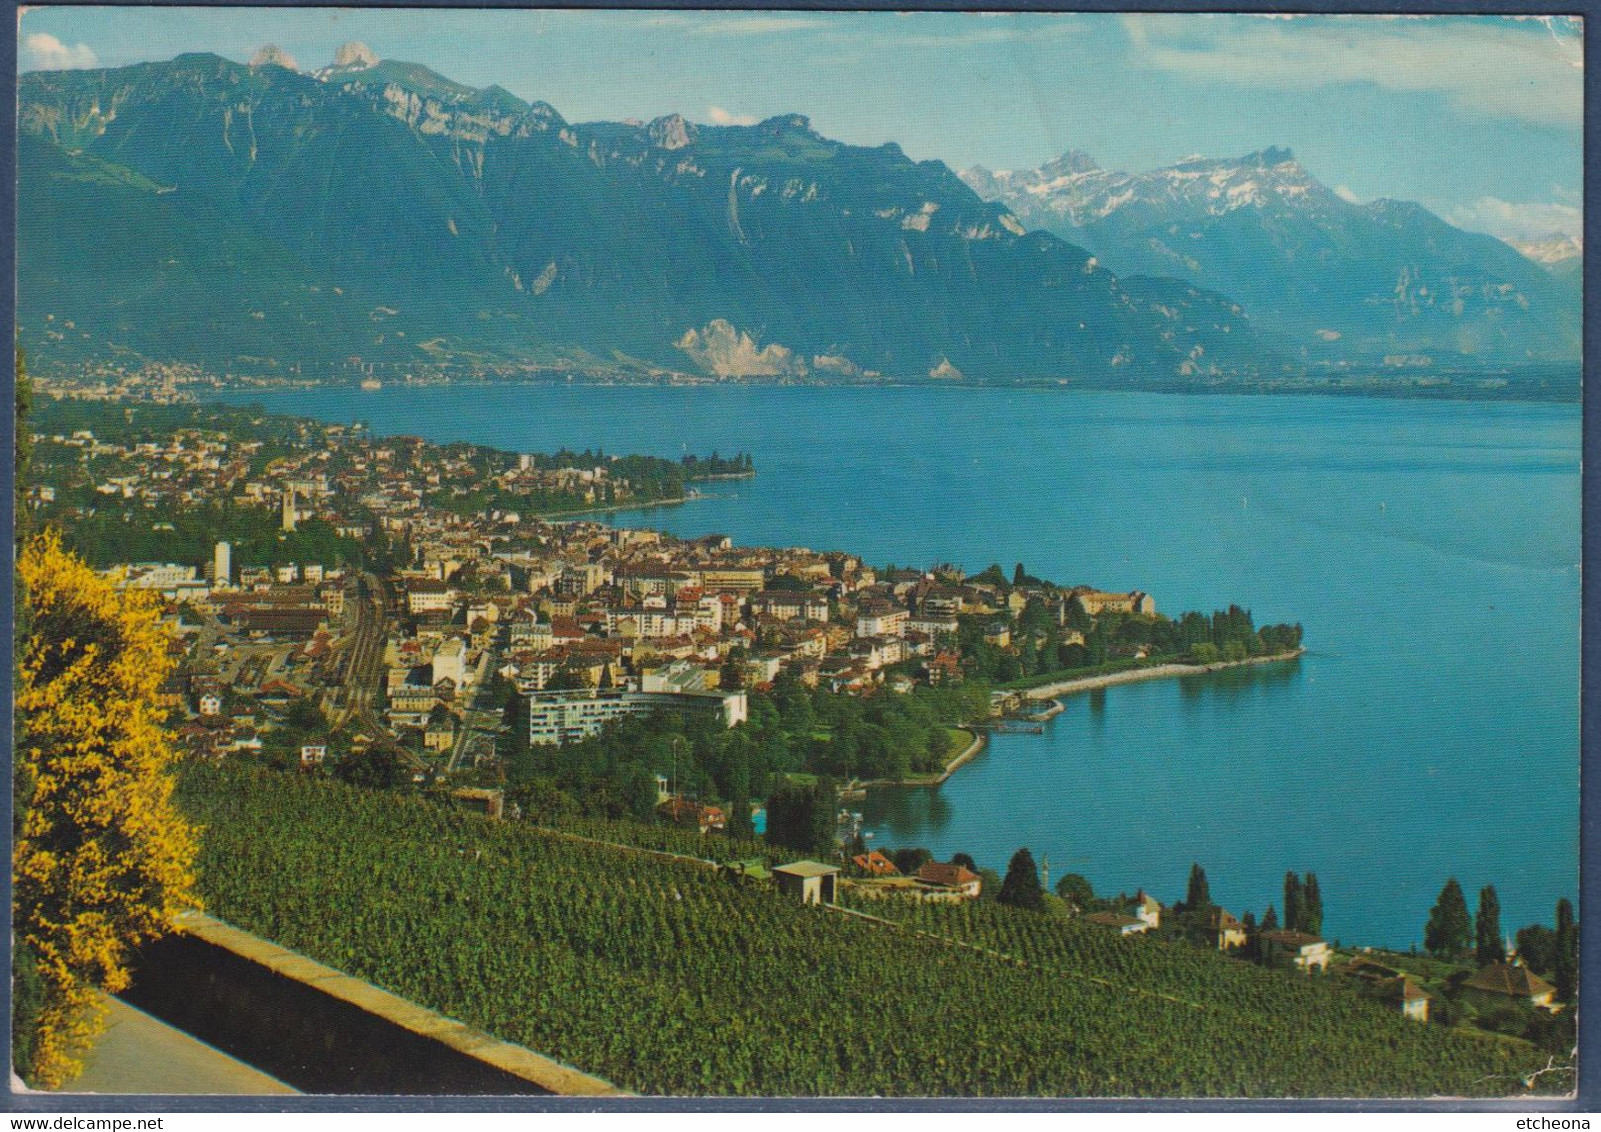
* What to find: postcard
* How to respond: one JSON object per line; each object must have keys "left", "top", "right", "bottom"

{"left": 10, "top": 7, "right": 1583, "bottom": 1105}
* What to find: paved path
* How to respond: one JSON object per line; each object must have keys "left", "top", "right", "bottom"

{"left": 57, "top": 995, "right": 298, "bottom": 1096}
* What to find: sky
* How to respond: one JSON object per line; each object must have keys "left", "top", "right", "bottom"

{"left": 17, "top": 8, "right": 1585, "bottom": 241}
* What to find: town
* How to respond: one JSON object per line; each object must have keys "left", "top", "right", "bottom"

{"left": 21, "top": 395, "right": 1573, "bottom": 1060}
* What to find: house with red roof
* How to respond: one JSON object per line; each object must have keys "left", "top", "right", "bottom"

{"left": 915, "top": 861, "right": 982, "bottom": 899}
{"left": 851, "top": 850, "right": 899, "bottom": 877}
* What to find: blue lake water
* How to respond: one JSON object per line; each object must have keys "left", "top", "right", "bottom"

{"left": 222, "top": 384, "right": 1581, "bottom": 948}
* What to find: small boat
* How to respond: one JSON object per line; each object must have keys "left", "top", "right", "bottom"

{"left": 359, "top": 378, "right": 382, "bottom": 391}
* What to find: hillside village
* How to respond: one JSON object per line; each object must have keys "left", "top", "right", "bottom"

{"left": 28, "top": 400, "right": 1224, "bottom": 783}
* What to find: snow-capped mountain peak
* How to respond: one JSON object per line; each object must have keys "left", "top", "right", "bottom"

{"left": 1507, "top": 232, "right": 1582, "bottom": 266}
{"left": 957, "top": 145, "right": 1578, "bottom": 363}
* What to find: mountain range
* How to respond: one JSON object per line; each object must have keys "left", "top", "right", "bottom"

{"left": 17, "top": 47, "right": 1579, "bottom": 380}
{"left": 961, "top": 150, "right": 1580, "bottom": 365}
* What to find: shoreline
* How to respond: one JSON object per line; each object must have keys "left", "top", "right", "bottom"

{"left": 545, "top": 476, "right": 747, "bottom": 520}
{"left": 538, "top": 495, "right": 690, "bottom": 520}
{"left": 1018, "top": 649, "right": 1306, "bottom": 702}
{"left": 858, "top": 650, "right": 1304, "bottom": 795}
{"left": 850, "top": 727, "right": 988, "bottom": 793}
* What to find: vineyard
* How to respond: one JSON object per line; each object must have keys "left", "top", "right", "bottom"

{"left": 538, "top": 815, "right": 789, "bottom": 867}
{"left": 176, "top": 763, "right": 1558, "bottom": 1097}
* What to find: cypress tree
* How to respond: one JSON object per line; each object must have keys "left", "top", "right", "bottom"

{"left": 1304, "top": 873, "right": 1323, "bottom": 936}
{"left": 1424, "top": 878, "right": 1472, "bottom": 959}
{"left": 1554, "top": 897, "right": 1578, "bottom": 1003}
{"left": 999, "top": 848, "right": 1045, "bottom": 910}
{"left": 806, "top": 778, "right": 837, "bottom": 855}
{"left": 1185, "top": 862, "right": 1211, "bottom": 910}
{"left": 1284, "top": 872, "right": 1304, "bottom": 933}
{"left": 763, "top": 785, "right": 811, "bottom": 853}
{"left": 1475, "top": 885, "right": 1503, "bottom": 966}
{"left": 726, "top": 783, "right": 755, "bottom": 841}
{"left": 1261, "top": 904, "right": 1279, "bottom": 931}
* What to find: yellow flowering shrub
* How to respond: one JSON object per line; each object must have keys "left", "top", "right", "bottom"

{"left": 13, "top": 531, "right": 199, "bottom": 1088}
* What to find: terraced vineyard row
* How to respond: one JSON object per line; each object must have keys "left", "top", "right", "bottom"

{"left": 840, "top": 895, "right": 1371, "bottom": 1020}
{"left": 177, "top": 764, "right": 1555, "bottom": 1097}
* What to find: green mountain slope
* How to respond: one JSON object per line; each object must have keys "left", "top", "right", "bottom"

{"left": 18, "top": 54, "right": 1278, "bottom": 380}
{"left": 17, "top": 133, "right": 412, "bottom": 368}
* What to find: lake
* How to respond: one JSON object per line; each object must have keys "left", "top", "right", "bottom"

{"left": 221, "top": 383, "right": 1580, "bottom": 949}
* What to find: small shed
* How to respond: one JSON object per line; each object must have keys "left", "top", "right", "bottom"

{"left": 1372, "top": 976, "right": 1432, "bottom": 1022}
{"left": 450, "top": 787, "right": 505, "bottom": 821}
{"left": 1084, "top": 911, "right": 1151, "bottom": 937}
{"left": 773, "top": 860, "right": 840, "bottom": 905}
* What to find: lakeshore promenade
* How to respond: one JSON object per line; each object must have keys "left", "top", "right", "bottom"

{"left": 1019, "top": 649, "right": 1306, "bottom": 702}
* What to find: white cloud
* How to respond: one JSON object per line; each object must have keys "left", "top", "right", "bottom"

{"left": 1448, "top": 196, "right": 1582, "bottom": 241}
{"left": 707, "top": 106, "right": 758, "bottom": 127}
{"left": 1121, "top": 14, "right": 1582, "bottom": 127}
{"left": 1334, "top": 185, "right": 1362, "bottom": 204}
{"left": 24, "top": 32, "right": 98, "bottom": 70}
{"left": 690, "top": 16, "right": 827, "bottom": 38}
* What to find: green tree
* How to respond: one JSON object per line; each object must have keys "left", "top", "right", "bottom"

{"left": 1284, "top": 872, "right": 1304, "bottom": 934}
{"left": 1424, "top": 878, "right": 1472, "bottom": 959}
{"left": 1261, "top": 904, "right": 1279, "bottom": 932}
{"left": 1515, "top": 923, "right": 1558, "bottom": 975}
{"left": 726, "top": 782, "right": 755, "bottom": 840}
{"left": 1475, "top": 885, "right": 1503, "bottom": 966}
{"left": 337, "top": 745, "right": 409, "bottom": 789}
{"left": 998, "top": 848, "right": 1045, "bottom": 910}
{"left": 1184, "top": 862, "right": 1212, "bottom": 910}
{"left": 807, "top": 776, "right": 837, "bottom": 854}
{"left": 1304, "top": 873, "right": 1323, "bottom": 936}
{"left": 766, "top": 783, "right": 830, "bottom": 855}
{"left": 891, "top": 847, "right": 933, "bottom": 876}
{"left": 951, "top": 852, "right": 977, "bottom": 871}
{"left": 622, "top": 763, "right": 660, "bottom": 821}
{"left": 720, "top": 646, "right": 749, "bottom": 692}
{"left": 1554, "top": 897, "right": 1578, "bottom": 1003}
{"left": 1055, "top": 872, "right": 1094, "bottom": 909}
